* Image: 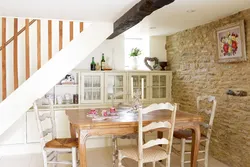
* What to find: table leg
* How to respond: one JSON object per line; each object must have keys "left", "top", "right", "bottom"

{"left": 70, "top": 123, "right": 77, "bottom": 138}
{"left": 79, "top": 130, "right": 89, "bottom": 167}
{"left": 157, "top": 131, "right": 164, "bottom": 163}
{"left": 157, "top": 131, "right": 163, "bottom": 139}
{"left": 191, "top": 123, "right": 201, "bottom": 167}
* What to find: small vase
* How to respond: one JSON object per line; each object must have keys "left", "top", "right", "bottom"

{"left": 131, "top": 57, "right": 138, "bottom": 70}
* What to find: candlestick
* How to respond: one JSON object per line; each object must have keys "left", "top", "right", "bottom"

{"left": 131, "top": 77, "right": 133, "bottom": 99}
{"left": 141, "top": 78, "right": 144, "bottom": 100}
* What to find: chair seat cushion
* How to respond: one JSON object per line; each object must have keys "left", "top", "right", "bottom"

{"left": 119, "top": 146, "right": 169, "bottom": 163}
{"left": 173, "top": 130, "right": 207, "bottom": 140}
{"left": 45, "top": 138, "right": 78, "bottom": 148}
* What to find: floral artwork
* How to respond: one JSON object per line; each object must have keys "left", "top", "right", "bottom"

{"left": 220, "top": 32, "right": 239, "bottom": 56}
{"left": 216, "top": 20, "right": 246, "bottom": 63}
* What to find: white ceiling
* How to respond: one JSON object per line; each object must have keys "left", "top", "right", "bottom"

{"left": 1, "top": 0, "right": 250, "bottom": 37}
{"left": 0, "top": 0, "right": 140, "bottom": 22}
{"left": 125, "top": 0, "right": 250, "bottom": 36}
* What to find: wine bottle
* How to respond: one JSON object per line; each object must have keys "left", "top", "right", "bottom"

{"left": 101, "top": 53, "right": 105, "bottom": 71}
{"left": 90, "top": 57, "right": 96, "bottom": 71}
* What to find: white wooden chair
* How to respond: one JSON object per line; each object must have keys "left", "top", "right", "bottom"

{"left": 118, "top": 102, "right": 177, "bottom": 167}
{"left": 33, "top": 100, "right": 79, "bottom": 167}
{"left": 172, "top": 95, "right": 216, "bottom": 167}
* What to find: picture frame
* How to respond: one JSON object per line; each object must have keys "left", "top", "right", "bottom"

{"left": 216, "top": 20, "right": 247, "bottom": 63}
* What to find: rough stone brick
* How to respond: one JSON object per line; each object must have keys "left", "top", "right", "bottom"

{"left": 166, "top": 8, "right": 250, "bottom": 167}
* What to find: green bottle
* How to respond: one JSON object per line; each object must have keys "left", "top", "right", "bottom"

{"left": 101, "top": 53, "right": 105, "bottom": 71}
{"left": 90, "top": 57, "right": 96, "bottom": 71}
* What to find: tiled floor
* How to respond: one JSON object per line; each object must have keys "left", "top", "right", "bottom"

{"left": 0, "top": 147, "right": 229, "bottom": 167}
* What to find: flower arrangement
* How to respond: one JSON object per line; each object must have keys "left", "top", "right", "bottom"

{"left": 129, "top": 48, "right": 142, "bottom": 57}
{"left": 220, "top": 32, "right": 239, "bottom": 56}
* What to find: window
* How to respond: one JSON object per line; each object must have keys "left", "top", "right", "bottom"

{"left": 124, "top": 37, "right": 150, "bottom": 70}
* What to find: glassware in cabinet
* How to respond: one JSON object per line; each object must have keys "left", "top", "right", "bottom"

{"left": 80, "top": 73, "right": 104, "bottom": 104}
{"left": 129, "top": 73, "right": 150, "bottom": 101}
{"left": 105, "top": 73, "right": 127, "bottom": 103}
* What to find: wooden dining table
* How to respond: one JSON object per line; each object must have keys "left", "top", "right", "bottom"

{"left": 66, "top": 108, "right": 203, "bottom": 167}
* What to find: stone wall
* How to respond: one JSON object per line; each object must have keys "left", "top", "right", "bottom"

{"left": 166, "top": 9, "right": 250, "bottom": 167}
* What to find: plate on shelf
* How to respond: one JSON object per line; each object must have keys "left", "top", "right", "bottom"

{"left": 60, "top": 82, "right": 76, "bottom": 85}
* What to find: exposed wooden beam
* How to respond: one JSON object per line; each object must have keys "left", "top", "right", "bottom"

{"left": 80, "top": 22, "right": 84, "bottom": 32}
{"left": 70, "top": 21, "right": 74, "bottom": 41}
{"left": 59, "top": 21, "right": 63, "bottom": 50}
{"left": 48, "top": 20, "right": 52, "bottom": 60}
{"left": 14, "top": 18, "right": 18, "bottom": 89}
{"left": 37, "top": 20, "right": 41, "bottom": 69}
{"left": 0, "top": 20, "right": 36, "bottom": 51}
{"left": 2, "top": 18, "right": 6, "bottom": 100}
{"left": 107, "top": 0, "right": 175, "bottom": 39}
{"left": 25, "top": 19, "right": 30, "bottom": 80}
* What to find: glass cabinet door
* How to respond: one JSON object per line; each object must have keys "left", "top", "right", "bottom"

{"left": 152, "top": 75, "right": 166, "bottom": 99}
{"left": 105, "top": 73, "right": 127, "bottom": 103}
{"left": 129, "top": 73, "right": 150, "bottom": 102}
{"left": 80, "top": 73, "right": 104, "bottom": 103}
{"left": 150, "top": 73, "right": 171, "bottom": 101}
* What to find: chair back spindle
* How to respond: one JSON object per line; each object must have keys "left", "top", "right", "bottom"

{"left": 196, "top": 96, "right": 217, "bottom": 139}
{"left": 33, "top": 99, "right": 56, "bottom": 148}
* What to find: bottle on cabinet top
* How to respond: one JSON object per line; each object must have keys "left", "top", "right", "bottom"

{"left": 101, "top": 53, "right": 105, "bottom": 71}
{"left": 90, "top": 57, "right": 96, "bottom": 71}
{"left": 96, "top": 63, "right": 100, "bottom": 70}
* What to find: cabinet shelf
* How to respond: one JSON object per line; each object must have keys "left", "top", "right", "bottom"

{"left": 55, "top": 84, "right": 78, "bottom": 87}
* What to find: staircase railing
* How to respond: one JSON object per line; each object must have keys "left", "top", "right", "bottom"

{"left": 0, "top": 19, "right": 37, "bottom": 51}
{"left": 0, "top": 17, "right": 84, "bottom": 100}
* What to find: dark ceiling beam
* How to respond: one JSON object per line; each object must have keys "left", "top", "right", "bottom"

{"left": 107, "top": 0, "right": 175, "bottom": 39}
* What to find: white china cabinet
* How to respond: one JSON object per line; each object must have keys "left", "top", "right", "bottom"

{"left": 80, "top": 72, "right": 104, "bottom": 104}
{"left": 128, "top": 72, "right": 150, "bottom": 102}
{"left": 40, "top": 70, "right": 172, "bottom": 106}
{"left": 105, "top": 72, "right": 127, "bottom": 103}
{"left": 150, "top": 73, "right": 172, "bottom": 102}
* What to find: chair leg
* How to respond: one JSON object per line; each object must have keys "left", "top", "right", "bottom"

{"left": 52, "top": 151, "right": 57, "bottom": 167}
{"left": 204, "top": 140, "right": 210, "bottom": 167}
{"left": 118, "top": 150, "right": 124, "bottom": 167}
{"left": 42, "top": 150, "right": 48, "bottom": 167}
{"left": 112, "top": 135, "right": 118, "bottom": 167}
{"left": 72, "top": 147, "right": 77, "bottom": 167}
{"left": 152, "top": 161, "right": 155, "bottom": 167}
{"left": 166, "top": 155, "right": 170, "bottom": 167}
{"left": 138, "top": 161, "right": 143, "bottom": 167}
{"left": 180, "top": 138, "right": 185, "bottom": 167}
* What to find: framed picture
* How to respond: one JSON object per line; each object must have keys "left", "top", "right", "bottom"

{"left": 216, "top": 20, "right": 246, "bottom": 63}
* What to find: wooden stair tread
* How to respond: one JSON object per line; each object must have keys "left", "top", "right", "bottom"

{"left": 173, "top": 130, "right": 207, "bottom": 140}
{"left": 45, "top": 138, "right": 78, "bottom": 148}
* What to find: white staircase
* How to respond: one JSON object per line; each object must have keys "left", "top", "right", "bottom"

{"left": 0, "top": 22, "right": 113, "bottom": 136}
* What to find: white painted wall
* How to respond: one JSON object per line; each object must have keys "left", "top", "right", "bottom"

{"left": 75, "top": 34, "right": 125, "bottom": 70}
{"left": 0, "top": 19, "right": 2, "bottom": 102}
{"left": 0, "top": 22, "right": 113, "bottom": 136}
{"left": 149, "top": 36, "right": 167, "bottom": 61}
{"left": 75, "top": 35, "right": 167, "bottom": 71}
